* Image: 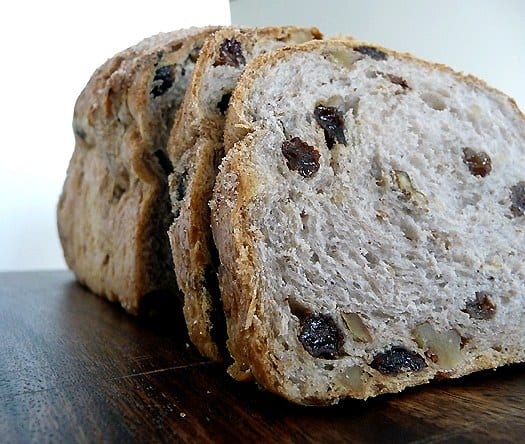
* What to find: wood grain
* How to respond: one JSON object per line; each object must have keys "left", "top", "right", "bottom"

{"left": 0, "top": 271, "right": 524, "bottom": 443}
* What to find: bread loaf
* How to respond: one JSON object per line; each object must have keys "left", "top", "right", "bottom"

{"left": 212, "top": 39, "right": 525, "bottom": 404}
{"left": 58, "top": 28, "right": 218, "bottom": 314}
{"left": 167, "top": 26, "right": 321, "bottom": 360}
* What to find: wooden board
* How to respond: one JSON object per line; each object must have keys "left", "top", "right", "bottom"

{"left": 1, "top": 271, "right": 524, "bottom": 443}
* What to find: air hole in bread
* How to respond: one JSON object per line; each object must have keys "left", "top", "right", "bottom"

{"left": 288, "top": 299, "right": 311, "bottom": 321}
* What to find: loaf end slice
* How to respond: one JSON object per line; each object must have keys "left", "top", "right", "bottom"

{"left": 213, "top": 39, "right": 525, "bottom": 404}
{"left": 167, "top": 26, "right": 322, "bottom": 360}
{"left": 57, "top": 27, "right": 218, "bottom": 314}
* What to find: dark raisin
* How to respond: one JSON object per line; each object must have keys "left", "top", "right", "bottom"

{"left": 462, "top": 147, "right": 492, "bottom": 177}
{"left": 298, "top": 314, "right": 344, "bottom": 359}
{"left": 370, "top": 346, "right": 427, "bottom": 375}
{"left": 354, "top": 46, "right": 388, "bottom": 61}
{"left": 313, "top": 105, "right": 347, "bottom": 148}
{"left": 154, "top": 150, "right": 173, "bottom": 175}
{"left": 150, "top": 65, "right": 175, "bottom": 98}
{"left": 386, "top": 74, "right": 410, "bottom": 90}
{"left": 176, "top": 170, "right": 188, "bottom": 202}
{"left": 217, "top": 92, "right": 231, "bottom": 115}
{"left": 281, "top": 137, "right": 320, "bottom": 177}
{"left": 463, "top": 292, "right": 496, "bottom": 320}
{"left": 510, "top": 181, "right": 525, "bottom": 217}
{"left": 213, "top": 39, "right": 246, "bottom": 68}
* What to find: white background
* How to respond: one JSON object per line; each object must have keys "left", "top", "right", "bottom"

{"left": 0, "top": 0, "right": 231, "bottom": 271}
{"left": 1, "top": 0, "right": 524, "bottom": 271}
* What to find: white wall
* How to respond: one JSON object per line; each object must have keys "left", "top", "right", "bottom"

{"left": 230, "top": 0, "right": 525, "bottom": 110}
{"left": 0, "top": 0, "right": 230, "bottom": 271}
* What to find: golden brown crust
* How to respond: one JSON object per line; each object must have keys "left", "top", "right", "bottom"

{"left": 167, "top": 26, "right": 322, "bottom": 360}
{"left": 57, "top": 28, "right": 218, "bottom": 314}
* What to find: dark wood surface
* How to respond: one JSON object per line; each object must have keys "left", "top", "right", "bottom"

{"left": 1, "top": 271, "right": 524, "bottom": 443}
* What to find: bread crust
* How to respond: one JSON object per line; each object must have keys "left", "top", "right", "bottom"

{"left": 167, "top": 27, "right": 321, "bottom": 360}
{"left": 214, "top": 39, "right": 525, "bottom": 404}
{"left": 57, "top": 28, "right": 218, "bottom": 314}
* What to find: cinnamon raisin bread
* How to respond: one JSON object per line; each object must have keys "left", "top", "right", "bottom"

{"left": 57, "top": 27, "right": 218, "bottom": 314}
{"left": 212, "top": 39, "right": 525, "bottom": 404}
{"left": 166, "top": 27, "right": 321, "bottom": 360}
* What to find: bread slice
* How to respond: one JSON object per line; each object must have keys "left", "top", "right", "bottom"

{"left": 212, "top": 39, "right": 525, "bottom": 404}
{"left": 166, "top": 27, "right": 322, "bottom": 360}
{"left": 57, "top": 27, "right": 218, "bottom": 314}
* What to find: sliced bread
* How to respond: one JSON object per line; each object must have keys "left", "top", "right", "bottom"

{"left": 166, "top": 26, "right": 322, "bottom": 360}
{"left": 212, "top": 39, "right": 525, "bottom": 404}
{"left": 57, "top": 27, "right": 218, "bottom": 314}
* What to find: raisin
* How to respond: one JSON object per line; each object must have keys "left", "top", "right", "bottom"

{"left": 386, "top": 74, "right": 410, "bottom": 90}
{"left": 281, "top": 137, "right": 320, "bottom": 177}
{"left": 510, "top": 181, "right": 525, "bottom": 217}
{"left": 213, "top": 39, "right": 246, "bottom": 68}
{"left": 354, "top": 46, "right": 388, "bottom": 61}
{"left": 154, "top": 149, "right": 173, "bottom": 175}
{"left": 370, "top": 346, "right": 427, "bottom": 375}
{"left": 463, "top": 291, "right": 496, "bottom": 320}
{"left": 217, "top": 92, "right": 231, "bottom": 115}
{"left": 298, "top": 314, "right": 344, "bottom": 359}
{"left": 313, "top": 105, "right": 347, "bottom": 148}
{"left": 150, "top": 65, "right": 175, "bottom": 98}
{"left": 462, "top": 147, "right": 492, "bottom": 177}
